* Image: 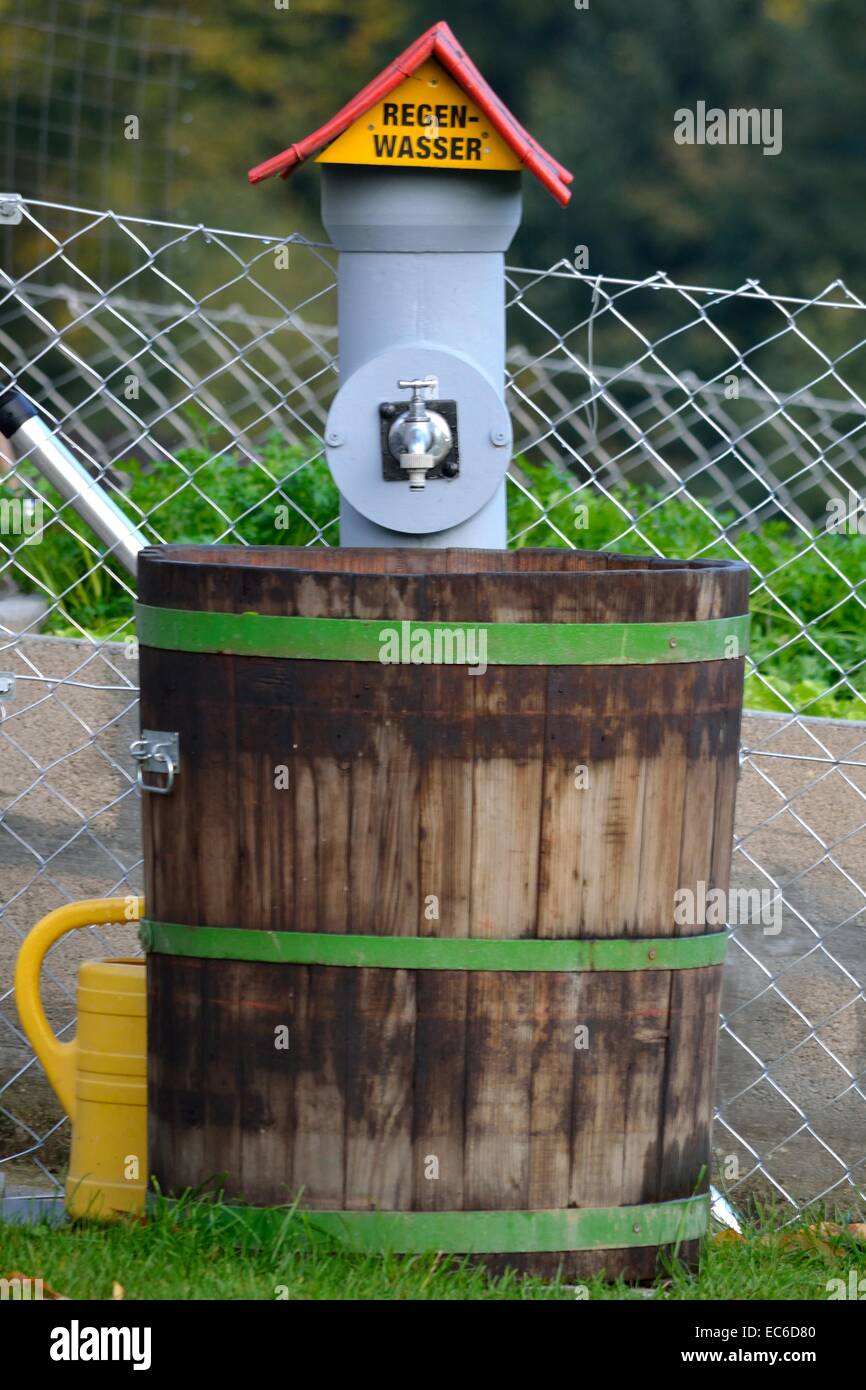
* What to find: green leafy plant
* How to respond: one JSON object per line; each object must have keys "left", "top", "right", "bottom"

{"left": 3, "top": 439, "right": 338, "bottom": 639}
{"left": 3, "top": 445, "right": 865, "bottom": 718}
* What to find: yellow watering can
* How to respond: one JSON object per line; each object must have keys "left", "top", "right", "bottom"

{"left": 14, "top": 897, "right": 147, "bottom": 1219}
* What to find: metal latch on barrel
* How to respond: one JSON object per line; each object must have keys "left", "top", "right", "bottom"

{"left": 130, "top": 730, "right": 179, "bottom": 796}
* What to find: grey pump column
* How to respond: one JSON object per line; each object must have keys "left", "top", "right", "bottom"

{"left": 321, "top": 168, "right": 521, "bottom": 549}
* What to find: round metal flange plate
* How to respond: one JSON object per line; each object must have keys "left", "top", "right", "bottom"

{"left": 325, "top": 345, "right": 512, "bottom": 534}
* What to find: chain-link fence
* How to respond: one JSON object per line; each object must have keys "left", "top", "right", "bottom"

{"left": 1, "top": 197, "right": 865, "bottom": 1220}
{"left": 2, "top": 1, "right": 196, "bottom": 232}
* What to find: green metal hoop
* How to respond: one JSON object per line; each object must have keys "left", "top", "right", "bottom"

{"left": 173, "top": 1194, "right": 709, "bottom": 1253}
{"left": 135, "top": 603, "right": 749, "bottom": 667}
{"left": 139, "top": 921, "right": 727, "bottom": 972}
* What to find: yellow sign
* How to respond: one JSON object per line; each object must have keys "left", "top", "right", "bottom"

{"left": 316, "top": 59, "right": 522, "bottom": 172}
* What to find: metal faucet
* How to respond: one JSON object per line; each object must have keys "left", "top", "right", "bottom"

{"left": 392, "top": 377, "right": 452, "bottom": 491}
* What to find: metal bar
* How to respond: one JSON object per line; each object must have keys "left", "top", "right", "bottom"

{"left": 505, "top": 265, "right": 866, "bottom": 312}
{"left": 0, "top": 391, "right": 147, "bottom": 576}
{"left": 742, "top": 748, "right": 866, "bottom": 770}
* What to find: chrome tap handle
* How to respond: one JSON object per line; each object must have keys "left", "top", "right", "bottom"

{"left": 397, "top": 377, "right": 437, "bottom": 421}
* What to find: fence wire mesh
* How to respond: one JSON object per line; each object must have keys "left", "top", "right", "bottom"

{"left": 1, "top": 198, "right": 865, "bottom": 1219}
{"left": 2, "top": 1, "right": 195, "bottom": 231}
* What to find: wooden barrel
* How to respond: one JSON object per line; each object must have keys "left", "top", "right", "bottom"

{"left": 137, "top": 544, "right": 748, "bottom": 1280}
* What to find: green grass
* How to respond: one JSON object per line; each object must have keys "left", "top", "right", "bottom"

{"left": 3, "top": 442, "right": 865, "bottom": 718}
{"left": 2, "top": 1198, "right": 865, "bottom": 1300}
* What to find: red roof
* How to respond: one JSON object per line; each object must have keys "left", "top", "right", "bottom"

{"left": 247, "top": 20, "right": 573, "bottom": 206}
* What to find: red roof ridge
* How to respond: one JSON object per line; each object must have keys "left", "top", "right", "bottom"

{"left": 248, "top": 20, "right": 572, "bottom": 206}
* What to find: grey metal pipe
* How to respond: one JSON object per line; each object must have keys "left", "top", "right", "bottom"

{"left": 0, "top": 391, "right": 146, "bottom": 577}
{"left": 321, "top": 167, "right": 521, "bottom": 549}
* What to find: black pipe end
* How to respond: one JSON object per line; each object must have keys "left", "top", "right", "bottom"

{"left": 0, "top": 390, "right": 36, "bottom": 440}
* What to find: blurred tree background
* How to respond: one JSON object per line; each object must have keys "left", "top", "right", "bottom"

{"left": 0, "top": 0, "right": 863, "bottom": 293}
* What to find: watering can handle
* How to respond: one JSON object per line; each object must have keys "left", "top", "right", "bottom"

{"left": 14, "top": 897, "right": 145, "bottom": 1120}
